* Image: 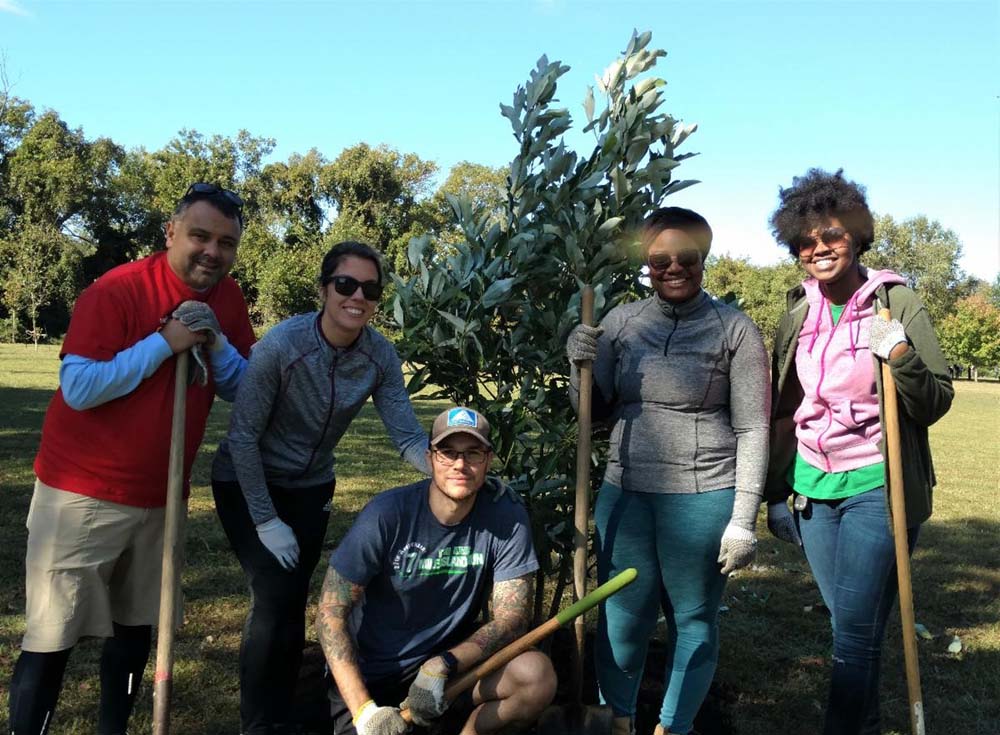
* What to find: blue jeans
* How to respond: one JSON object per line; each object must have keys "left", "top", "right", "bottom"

{"left": 795, "top": 487, "right": 919, "bottom": 735}
{"left": 594, "top": 483, "right": 733, "bottom": 735}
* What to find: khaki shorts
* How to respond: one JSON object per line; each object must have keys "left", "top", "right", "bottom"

{"left": 22, "top": 479, "right": 182, "bottom": 652}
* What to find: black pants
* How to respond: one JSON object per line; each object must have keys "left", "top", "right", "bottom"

{"left": 8, "top": 623, "right": 151, "bottom": 735}
{"left": 213, "top": 479, "right": 334, "bottom": 735}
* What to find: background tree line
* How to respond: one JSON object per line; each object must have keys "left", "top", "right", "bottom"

{"left": 0, "top": 68, "right": 507, "bottom": 341}
{"left": 1, "top": 69, "right": 998, "bottom": 375}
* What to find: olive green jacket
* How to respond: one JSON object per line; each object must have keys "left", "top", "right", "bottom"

{"left": 765, "top": 280, "right": 954, "bottom": 528}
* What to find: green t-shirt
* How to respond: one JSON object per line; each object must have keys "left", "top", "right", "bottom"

{"left": 787, "top": 302, "right": 884, "bottom": 500}
{"left": 788, "top": 453, "right": 884, "bottom": 500}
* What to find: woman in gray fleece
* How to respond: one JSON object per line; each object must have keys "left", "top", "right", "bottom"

{"left": 210, "top": 241, "right": 430, "bottom": 735}
{"left": 567, "top": 208, "right": 770, "bottom": 735}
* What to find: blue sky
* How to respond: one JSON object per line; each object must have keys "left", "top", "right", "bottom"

{"left": 2, "top": 0, "right": 997, "bottom": 280}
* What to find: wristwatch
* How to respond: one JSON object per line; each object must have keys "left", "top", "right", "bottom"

{"left": 439, "top": 650, "right": 459, "bottom": 675}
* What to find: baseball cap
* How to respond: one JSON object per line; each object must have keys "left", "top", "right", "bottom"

{"left": 430, "top": 407, "right": 492, "bottom": 449}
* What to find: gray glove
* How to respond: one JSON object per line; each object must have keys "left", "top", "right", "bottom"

{"left": 566, "top": 323, "right": 603, "bottom": 364}
{"left": 172, "top": 301, "right": 224, "bottom": 386}
{"left": 485, "top": 475, "right": 524, "bottom": 505}
{"left": 868, "top": 317, "right": 907, "bottom": 360}
{"left": 173, "top": 300, "right": 223, "bottom": 335}
{"left": 402, "top": 663, "right": 449, "bottom": 726}
{"left": 354, "top": 701, "right": 408, "bottom": 735}
{"left": 767, "top": 501, "right": 802, "bottom": 546}
{"left": 718, "top": 524, "right": 756, "bottom": 575}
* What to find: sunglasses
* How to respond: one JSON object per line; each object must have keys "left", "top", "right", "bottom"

{"left": 796, "top": 227, "right": 851, "bottom": 257}
{"left": 326, "top": 274, "right": 384, "bottom": 301}
{"left": 432, "top": 447, "right": 490, "bottom": 466}
{"left": 184, "top": 182, "right": 244, "bottom": 209}
{"left": 647, "top": 250, "right": 703, "bottom": 272}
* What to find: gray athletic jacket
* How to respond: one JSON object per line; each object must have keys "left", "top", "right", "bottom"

{"left": 570, "top": 291, "right": 770, "bottom": 529}
{"left": 212, "top": 313, "right": 430, "bottom": 525}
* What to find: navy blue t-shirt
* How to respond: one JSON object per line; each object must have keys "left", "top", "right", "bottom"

{"left": 329, "top": 479, "right": 538, "bottom": 681}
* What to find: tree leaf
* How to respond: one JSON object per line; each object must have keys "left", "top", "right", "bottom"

{"left": 437, "top": 310, "right": 468, "bottom": 333}
{"left": 482, "top": 277, "right": 516, "bottom": 308}
{"left": 407, "top": 235, "right": 428, "bottom": 270}
{"left": 392, "top": 296, "right": 405, "bottom": 327}
{"left": 597, "top": 216, "right": 624, "bottom": 234}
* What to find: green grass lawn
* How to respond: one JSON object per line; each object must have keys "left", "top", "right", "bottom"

{"left": 1, "top": 343, "right": 998, "bottom": 734}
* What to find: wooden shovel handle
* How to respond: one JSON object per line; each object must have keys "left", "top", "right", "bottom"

{"left": 879, "top": 308, "right": 925, "bottom": 735}
{"left": 572, "top": 285, "right": 595, "bottom": 704}
{"left": 153, "top": 350, "right": 189, "bottom": 735}
{"left": 399, "top": 569, "right": 637, "bottom": 724}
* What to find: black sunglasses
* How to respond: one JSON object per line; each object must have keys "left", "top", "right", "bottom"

{"left": 326, "top": 274, "right": 383, "bottom": 301}
{"left": 184, "top": 182, "right": 244, "bottom": 209}
{"left": 647, "top": 250, "right": 702, "bottom": 271}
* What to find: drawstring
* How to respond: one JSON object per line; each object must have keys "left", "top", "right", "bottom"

{"left": 807, "top": 294, "right": 826, "bottom": 355}
{"left": 846, "top": 291, "right": 859, "bottom": 358}
{"left": 845, "top": 289, "right": 870, "bottom": 358}
{"left": 807, "top": 290, "right": 864, "bottom": 357}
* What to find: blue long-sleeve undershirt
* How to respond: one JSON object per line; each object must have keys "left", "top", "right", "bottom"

{"left": 60, "top": 334, "right": 247, "bottom": 410}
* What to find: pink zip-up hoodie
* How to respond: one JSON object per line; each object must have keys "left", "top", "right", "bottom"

{"left": 793, "top": 268, "right": 906, "bottom": 474}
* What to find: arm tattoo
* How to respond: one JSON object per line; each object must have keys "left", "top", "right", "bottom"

{"left": 316, "top": 567, "right": 364, "bottom": 665}
{"left": 470, "top": 574, "right": 532, "bottom": 658}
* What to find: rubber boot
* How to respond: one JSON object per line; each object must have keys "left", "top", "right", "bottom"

{"left": 612, "top": 716, "right": 634, "bottom": 735}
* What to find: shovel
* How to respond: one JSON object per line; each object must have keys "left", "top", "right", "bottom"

{"left": 399, "top": 568, "right": 637, "bottom": 726}
{"left": 879, "top": 308, "right": 925, "bottom": 735}
{"left": 573, "top": 284, "right": 596, "bottom": 704}
{"left": 153, "top": 350, "right": 189, "bottom": 735}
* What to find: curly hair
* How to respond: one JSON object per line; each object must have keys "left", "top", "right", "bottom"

{"left": 769, "top": 168, "right": 875, "bottom": 257}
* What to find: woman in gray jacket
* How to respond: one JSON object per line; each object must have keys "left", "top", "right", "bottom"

{"left": 567, "top": 207, "right": 770, "bottom": 735}
{"left": 211, "top": 241, "right": 430, "bottom": 735}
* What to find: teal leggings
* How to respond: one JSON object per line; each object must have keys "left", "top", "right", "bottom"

{"left": 594, "top": 483, "right": 733, "bottom": 735}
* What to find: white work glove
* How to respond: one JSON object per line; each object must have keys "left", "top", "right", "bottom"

{"left": 402, "top": 661, "right": 450, "bottom": 726}
{"left": 172, "top": 301, "right": 226, "bottom": 385}
{"left": 566, "top": 323, "right": 603, "bottom": 364}
{"left": 255, "top": 517, "right": 300, "bottom": 571}
{"left": 354, "top": 700, "right": 408, "bottom": 735}
{"left": 767, "top": 501, "right": 802, "bottom": 546}
{"left": 868, "top": 317, "right": 907, "bottom": 360}
{"left": 717, "top": 524, "right": 757, "bottom": 576}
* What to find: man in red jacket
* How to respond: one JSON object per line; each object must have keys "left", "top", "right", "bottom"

{"left": 7, "top": 184, "right": 257, "bottom": 735}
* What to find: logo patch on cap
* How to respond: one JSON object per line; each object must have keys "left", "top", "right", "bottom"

{"left": 447, "top": 408, "right": 478, "bottom": 428}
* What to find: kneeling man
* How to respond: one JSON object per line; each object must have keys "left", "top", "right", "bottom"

{"left": 317, "top": 407, "right": 557, "bottom": 734}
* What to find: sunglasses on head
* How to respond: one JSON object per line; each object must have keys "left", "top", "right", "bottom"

{"left": 326, "top": 274, "right": 383, "bottom": 301}
{"left": 647, "top": 250, "right": 702, "bottom": 272}
{"left": 796, "top": 226, "right": 851, "bottom": 257}
{"left": 184, "top": 182, "right": 244, "bottom": 208}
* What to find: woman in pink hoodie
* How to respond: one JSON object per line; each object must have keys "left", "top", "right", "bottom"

{"left": 765, "top": 169, "right": 953, "bottom": 735}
